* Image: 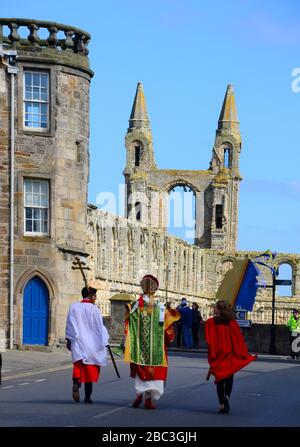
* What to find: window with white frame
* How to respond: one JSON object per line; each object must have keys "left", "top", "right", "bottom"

{"left": 24, "top": 179, "right": 49, "bottom": 235}
{"left": 23, "top": 71, "right": 49, "bottom": 130}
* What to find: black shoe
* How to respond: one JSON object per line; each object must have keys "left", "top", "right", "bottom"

{"left": 72, "top": 384, "right": 80, "bottom": 403}
{"left": 224, "top": 396, "right": 230, "bottom": 414}
{"left": 84, "top": 397, "right": 93, "bottom": 404}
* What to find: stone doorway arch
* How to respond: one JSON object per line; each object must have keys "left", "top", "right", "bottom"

{"left": 14, "top": 268, "right": 57, "bottom": 348}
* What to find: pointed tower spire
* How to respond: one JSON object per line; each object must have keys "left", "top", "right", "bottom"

{"left": 218, "top": 84, "right": 240, "bottom": 133}
{"left": 128, "top": 82, "right": 151, "bottom": 131}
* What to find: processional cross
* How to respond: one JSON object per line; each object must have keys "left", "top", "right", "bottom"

{"left": 71, "top": 256, "right": 90, "bottom": 287}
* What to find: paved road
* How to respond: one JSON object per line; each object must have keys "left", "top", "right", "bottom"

{"left": 0, "top": 352, "right": 299, "bottom": 427}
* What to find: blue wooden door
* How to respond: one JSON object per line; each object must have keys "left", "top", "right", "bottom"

{"left": 23, "top": 277, "right": 49, "bottom": 345}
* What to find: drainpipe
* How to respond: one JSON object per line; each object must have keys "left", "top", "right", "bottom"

{"left": 8, "top": 62, "right": 18, "bottom": 350}
{"left": 0, "top": 45, "right": 18, "bottom": 350}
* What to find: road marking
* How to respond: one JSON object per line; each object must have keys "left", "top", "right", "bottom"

{"left": 19, "top": 382, "right": 30, "bottom": 386}
{"left": 93, "top": 406, "right": 125, "bottom": 419}
{"left": 1, "top": 357, "right": 120, "bottom": 383}
{"left": 34, "top": 379, "right": 46, "bottom": 382}
{"left": 2, "top": 364, "right": 71, "bottom": 382}
{"left": 2, "top": 385, "right": 14, "bottom": 389}
{"left": 246, "top": 393, "right": 261, "bottom": 396}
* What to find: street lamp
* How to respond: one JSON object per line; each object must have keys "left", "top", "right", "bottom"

{"left": 263, "top": 267, "right": 292, "bottom": 355}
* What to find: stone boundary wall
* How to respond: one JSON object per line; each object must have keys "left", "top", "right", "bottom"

{"left": 170, "top": 323, "right": 291, "bottom": 355}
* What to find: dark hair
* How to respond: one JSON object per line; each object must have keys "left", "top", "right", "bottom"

{"left": 192, "top": 302, "right": 199, "bottom": 309}
{"left": 215, "top": 300, "right": 235, "bottom": 323}
{"left": 292, "top": 309, "right": 299, "bottom": 313}
{"left": 88, "top": 287, "right": 97, "bottom": 296}
{"left": 81, "top": 287, "right": 89, "bottom": 298}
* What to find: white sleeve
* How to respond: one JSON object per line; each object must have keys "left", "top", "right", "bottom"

{"left": 65, "top": 307, "right": 76, "bottom": 341}
{"left": 102, "top": 325, "right": 109, "bottom": 346}
{"left": 93, "top": 306, "right": 109, "bottom": 346}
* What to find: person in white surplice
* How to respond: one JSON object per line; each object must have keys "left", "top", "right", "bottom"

{"left": 65, "top": 286, "right": 109, "bottom": 404}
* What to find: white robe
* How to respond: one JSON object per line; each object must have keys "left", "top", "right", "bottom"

{"left": 65, "top": 301, "right": 109, "bottom": 366}
{"left": 134, "top": 376, "right": 164, "bottom": 401}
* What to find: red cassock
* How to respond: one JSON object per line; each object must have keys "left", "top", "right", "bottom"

{"left": 72, "top": 361, "right": 100, "bottom": 383}
{"left": 130, "top": 360, "right": 168, "bottom": 381}
{"left": 205, "top": 317, "right": 257, "bottom": 383}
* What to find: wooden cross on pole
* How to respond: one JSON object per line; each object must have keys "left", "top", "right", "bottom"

{"left": 71, "top": 256, "right": 91, "bottom": 287}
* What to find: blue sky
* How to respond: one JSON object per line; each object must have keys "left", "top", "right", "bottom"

{"left": 2, "top": 0, "right": 299, "bottom": 254}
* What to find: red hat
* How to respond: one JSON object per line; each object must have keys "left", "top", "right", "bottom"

{"left": 142, "top": 274, "right": 159, "bottom": 288}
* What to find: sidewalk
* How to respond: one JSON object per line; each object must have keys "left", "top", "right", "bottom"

{"left": 168, "top": 346, "right": 294, "bottom": 361}
{"left": 0, "top": 349, "right": 71, "bottom": 380}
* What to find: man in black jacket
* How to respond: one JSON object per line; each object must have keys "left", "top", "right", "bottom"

{"left": 192, "top": 302, "right": 203, "bottom": 349}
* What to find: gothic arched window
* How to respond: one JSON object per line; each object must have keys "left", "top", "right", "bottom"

{"left": 168, "top": 184, "right": 195, "bottom": 243}
{"left": 277, "top": 263, "right": 293, "bottom": 297}
{"left": 224, "top": 147, "right": 231, "bottom": 168}
{"left": 132, "top": 141, "right": 143, "bottom": 167}
{"left": 215, "top": 204, "right": 223, "bottom": 229}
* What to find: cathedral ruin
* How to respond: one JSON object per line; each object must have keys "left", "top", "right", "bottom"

{"left": 0, "top": 18, "right": 299, "bottom": 349}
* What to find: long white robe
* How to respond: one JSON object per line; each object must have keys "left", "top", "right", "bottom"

{"left": 65, "top": 301, "right": 109, "bottom": 366}
{"left": 134, "top": 376, "right": 164, "bottom": 401}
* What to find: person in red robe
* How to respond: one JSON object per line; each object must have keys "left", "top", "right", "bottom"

{"left": 205, "top": 300, "right": 257, "bottom": 414}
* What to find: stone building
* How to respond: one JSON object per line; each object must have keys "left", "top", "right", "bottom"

{"left": 0, "top": 19, "right": 92, "bottom": 349}
{"left": 0, "top": 18, "right": 299, "bottom": 350}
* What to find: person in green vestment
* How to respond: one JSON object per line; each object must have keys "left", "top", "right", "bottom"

{"left": 124, "top": 274, "right": 180, "bottom": 409}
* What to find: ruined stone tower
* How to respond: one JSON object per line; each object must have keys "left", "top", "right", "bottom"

{"left": 124, "top": 82, "right": 242, "bottom": 251}
{"left": 0, "top": 18, "right": 92, "bottom": 348}
{"left": 209, "top": 84, "right": 242, "bottom": 251}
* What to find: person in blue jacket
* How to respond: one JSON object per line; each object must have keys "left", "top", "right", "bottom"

{"left": 179, "top": 298, "right": 193, "bottom": 349}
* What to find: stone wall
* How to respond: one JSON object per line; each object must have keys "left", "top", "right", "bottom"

{"left": 0, "top": 67, "right": 10, "bottom": 344}
{"left": 87, "top": 207, "right": 300, "bottom": 323}
{"left": 170, "top": 323, "right": 291, "bottom": 355}
{"left": 0, "top": 19, "right": 93, "bottom": 348}
{"left": 12, "top": 62, "right": 92, "bottom": 347}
